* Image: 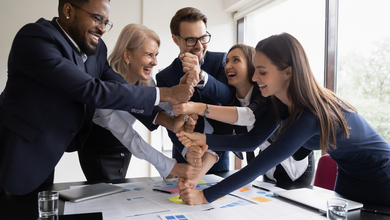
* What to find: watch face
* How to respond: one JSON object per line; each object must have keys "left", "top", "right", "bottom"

{"left": 204, "top": 104, "right": 209, "bottom": 117}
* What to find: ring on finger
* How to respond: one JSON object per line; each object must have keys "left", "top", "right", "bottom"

{"left": 183, "top": 115, "right": 189, "bottom": 122}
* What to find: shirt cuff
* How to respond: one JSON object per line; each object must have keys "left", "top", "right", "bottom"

{"left": 233, "top": 107, "right": 256, "bottom": 126}
{"left": 205, "top": 149, "right": 219, "bottom": 162}
{"left": 155, "top": 87, "right": 160, "bottom": 105}
{"left": 181, "top": 147, "right": 189, "bottom": 159}
{"left": 196, "top": 70, "right": 209, "bottom": 89}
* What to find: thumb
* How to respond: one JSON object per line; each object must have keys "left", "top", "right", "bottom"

{"left": 176, "top": 130, "right": 189, "bottom": 137}
{"left": 179, "top": 54, "right": 185, "bottom": 60}
{"left": 201, "top": 145, "right": 208, "bottom": 153}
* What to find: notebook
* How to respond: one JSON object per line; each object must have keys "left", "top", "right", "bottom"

{"left": 58, "top": 183, "right": 125, "bottom": 202}
{"left": 274, "top": 188, "right": 363, "bottom": 213}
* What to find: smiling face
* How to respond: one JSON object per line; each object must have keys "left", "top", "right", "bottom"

{"left": 252, "top": 51, "right": 291, "bottom": 100}
{"left": 173, "top": 20, "right": 208, "bottom": 63}
{"left": 67, "top": 0, "right": 110, "bottom": 56}
{"left": 225, "top": 48, "right": 251, "bottom": 89}
{"left": 126, "top": 38, "right": 159, "bottom": 85}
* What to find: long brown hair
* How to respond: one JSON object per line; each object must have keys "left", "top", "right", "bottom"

{"left": 255, "top": 33, "right": 356, "bottom": 152}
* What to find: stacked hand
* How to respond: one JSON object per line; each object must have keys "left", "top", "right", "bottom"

{"left": 178, "top": 144, "right": 210, "bottom": 205}
{"left": 179, "top": 53, "right": 202, "bottom": 87}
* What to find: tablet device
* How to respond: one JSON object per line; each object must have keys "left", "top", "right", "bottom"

{"left": 274, "top": 188, "right": 363, "bottom": 213}
{"left": 58, "top": 183, "right": 125, "bottom": 202}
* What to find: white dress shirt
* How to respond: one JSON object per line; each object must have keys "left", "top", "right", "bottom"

{"left": 92, "top": 109, "right": 175, "bottom": 178}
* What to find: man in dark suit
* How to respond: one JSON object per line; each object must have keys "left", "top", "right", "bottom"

{"left": 0, "top": 0, "right": 193, "bottom": 195}
{"left": 156, "top": 7, "right": 237, "bottom": 176}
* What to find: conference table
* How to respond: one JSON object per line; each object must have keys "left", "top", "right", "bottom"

{"left": 1, "top": 171, "right": 388, "bottom": 220}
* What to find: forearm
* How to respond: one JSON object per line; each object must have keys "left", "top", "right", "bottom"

{"left": 159, "top": 87, "right": 172, "bottom": 103}
{"left": 193, "top": 152, "right": 218, "bottom": 183}
{"left": 206, "top": 105, "right": 239, "bottom": 124}
{"left": 155, "top": 111, "right": 174, "bottom": 132}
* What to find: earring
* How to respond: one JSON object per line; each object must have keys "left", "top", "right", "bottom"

{"left": 66, "top": 17, "right": 69, "bottom": 19}
{"left": 126, "top": 62, "right": 129, "bottom": 66}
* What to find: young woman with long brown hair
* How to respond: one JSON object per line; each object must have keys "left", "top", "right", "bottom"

{"left": 177, "top": 33, "right": 390, "bottom": 206}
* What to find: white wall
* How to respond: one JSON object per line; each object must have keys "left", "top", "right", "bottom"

{"left": 0, "top": 0, "right": 235, "bottom": 183}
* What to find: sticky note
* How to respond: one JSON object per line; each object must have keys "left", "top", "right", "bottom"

{"left": 216, "top": 197, "right": 227, "bottom": 201}
{"left": 169, "top": 195, "right": 184, "bottom": 204}
{"left": 251, "top": 196, "right": 272, "bottom": 203}
{"left": 167, "top": 188, "right": 180, "bottom": 194}
{"left": 237, "top": 187, "right": 251, "bottom": 192}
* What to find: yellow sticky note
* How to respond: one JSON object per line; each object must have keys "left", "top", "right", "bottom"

{"left": 251, "top": 196, "right": 272, "bottom": 203}
{"left": 169, "top": 195, "right": 184, "bottom": 204}
{"left": 238, "top": 187, "right": 251, "bottom": 192}
{"left": 198, "top": 179, "right": 207, "bottom": 184}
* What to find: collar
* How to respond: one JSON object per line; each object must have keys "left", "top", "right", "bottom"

{"left": 56, "top": 19, "right": 88, "bottom": 63}
{"left": 237, "top": 85, "right": 254, "bottom": 107}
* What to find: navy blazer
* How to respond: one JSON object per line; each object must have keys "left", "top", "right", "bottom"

{"left": 0, "top": 18, "right": 158, "bottom": 195}
{"left": 156, "top": 51, "right": 234, "bottom": 171}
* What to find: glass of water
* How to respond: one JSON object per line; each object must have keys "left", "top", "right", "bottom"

{"left": 327, "top": 198, "right": 348, "bottom": 220}
{"left": 38, "top": 191, "right": 59, "bottom": 218}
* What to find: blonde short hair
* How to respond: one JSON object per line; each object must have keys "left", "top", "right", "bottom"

{"left": 108, "top": 23, "right": 160, "bottom": 83}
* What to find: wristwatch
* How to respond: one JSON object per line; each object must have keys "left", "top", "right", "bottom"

{"left": 204, "top": 104, "right": 209, "bottom": 117}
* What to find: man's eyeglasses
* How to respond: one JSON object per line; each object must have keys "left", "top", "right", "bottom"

{"left": 175, "top": 32, "right": 211, "bottom": 47}
{"left": 71, "top": 4, "right": 113, "bottom": 32}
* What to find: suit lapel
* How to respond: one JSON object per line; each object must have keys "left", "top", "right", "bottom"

{"left": 73, "top": 51, "right": 85, "bottom": 72}
{"left": 84, "top": 56, "right": 98, "bottom": 78}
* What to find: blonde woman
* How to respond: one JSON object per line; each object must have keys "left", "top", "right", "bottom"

{"left": 79, "top": 24, "right": 199, "bottom": 181}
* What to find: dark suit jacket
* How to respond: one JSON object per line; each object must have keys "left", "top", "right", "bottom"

{"left": 156, "top": 51, "right": 234, "bottom": 172}
{"left": 0, "top": 18, "right": 158, "bottom": 195}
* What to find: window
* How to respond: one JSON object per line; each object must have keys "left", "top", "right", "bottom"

{"left": 337, "top": 0, "right": 390, "bottom": 143}
{"left": 242, "top": 0, "right": 326, "bottom": 168}
{"left": 245, "top": 0, "right": 326, "bottom": 85}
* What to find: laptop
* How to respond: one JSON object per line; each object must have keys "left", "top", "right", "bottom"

{"left": 58, "top": 183, "right": 126, "bottom": 202}
{"left": 361, "top": 204, "right": 390, "bottom": 216}
{"left": 274, "top": 188, "right": 363, "bottom": 214}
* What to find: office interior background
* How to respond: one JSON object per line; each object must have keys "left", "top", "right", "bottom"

{"left": 0, "top": 0, "right": 388, "bottom": 183}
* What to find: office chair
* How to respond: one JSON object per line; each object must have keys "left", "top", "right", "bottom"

{"left": 313, "top": 154, "right": 337, "bottom": 190}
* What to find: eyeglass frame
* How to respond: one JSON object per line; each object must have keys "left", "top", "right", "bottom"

{"left": 70, "top": 3, "right": 113, "bottom": 32}
{"left": 175, "top": 31, "right": 212, "bottom": 47}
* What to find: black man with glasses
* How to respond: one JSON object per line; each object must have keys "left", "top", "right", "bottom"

{"left": 156, "top": 7, "right": 238, "bottom": 183}
{"left": 0, "top": 0, "right": 194, "bottom": 195}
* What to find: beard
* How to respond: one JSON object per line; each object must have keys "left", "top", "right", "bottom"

{"left": 79, "top": 40, "right": 97, "bottom": 56}
{"left": 69, "top": 24, "right": 99, "bottom": 56}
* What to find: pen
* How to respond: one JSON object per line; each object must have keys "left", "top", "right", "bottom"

{"left": 252, "top": 184, "right": 271, "bottom": 192}
{"left": 153, "top": 188, "right": 173, "bottom": 194}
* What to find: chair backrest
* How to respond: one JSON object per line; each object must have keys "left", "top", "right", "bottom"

{"left": 313, "top": 154, "right": 337, "bottom": 190}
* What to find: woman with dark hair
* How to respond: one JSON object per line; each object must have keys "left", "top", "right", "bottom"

{"left": 177, "top": 33, "right": 390, "bottom": 206}
{"left": 173, "top": 43, "right": 314, "bottom": 190}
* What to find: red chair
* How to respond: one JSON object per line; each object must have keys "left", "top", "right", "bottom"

{"left": 314, "top": 154, "right": 337, "bottom": 190}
